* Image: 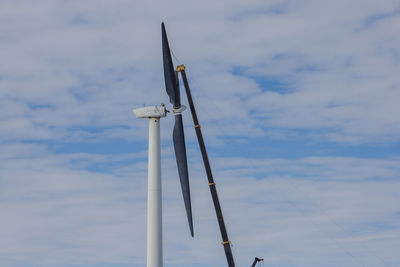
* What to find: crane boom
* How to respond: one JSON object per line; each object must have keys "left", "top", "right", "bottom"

{"left": 177, "top": 64, "right": 263, "bottom": 267}
{"left": 177, "top": 65, "right": 235, "bottom": 267}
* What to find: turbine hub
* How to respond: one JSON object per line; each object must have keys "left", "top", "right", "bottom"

{"left": 172, "top": 105, "right": 186, "bottom": 115}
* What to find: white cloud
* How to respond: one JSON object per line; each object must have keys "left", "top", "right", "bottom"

{"left": 0, "top": 1, "right": 399, "bottom": 266}
{"left": 0, "top": 143, "right": 399, "bottom": 266}
{"left": 1, "top": 0, "right": 399, "bottom": 143}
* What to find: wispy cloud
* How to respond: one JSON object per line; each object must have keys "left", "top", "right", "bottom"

{"left": 0, "top": 143, "right": 399, "bottom": 266}
{"left": 1, "top": 0, "right": 399, "bottom": 266}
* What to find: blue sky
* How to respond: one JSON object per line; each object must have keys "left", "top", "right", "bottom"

{"left": 1, "top": 0, "right": 400, "bottom": 266}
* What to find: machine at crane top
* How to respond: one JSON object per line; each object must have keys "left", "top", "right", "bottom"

{"left": 133, "top": 22, "right": 263, "bottom": 267}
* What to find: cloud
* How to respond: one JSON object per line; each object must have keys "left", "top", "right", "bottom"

{"left": 0, "top": 1, "right": 399, "bottom": 266}
{"left": 1, "top": 0, "right": 399, "bottom": 143}
{"left": 0, "top": 143, "right": 399, "bottom": 266}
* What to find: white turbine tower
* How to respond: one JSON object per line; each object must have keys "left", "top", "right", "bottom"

{"left": 133, "top": 105, "right": 167, "bottom": 267}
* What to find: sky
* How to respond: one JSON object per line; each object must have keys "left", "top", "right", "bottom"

{"left": 0, "top": 0, "right": 399, "bottom": 266}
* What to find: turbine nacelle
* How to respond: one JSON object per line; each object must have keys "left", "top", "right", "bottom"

{"left": 133, "top": 105, "right": 167, "bottom": 119}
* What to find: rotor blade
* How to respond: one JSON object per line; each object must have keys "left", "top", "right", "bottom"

{"left": 173, "top": 113, "right": 194, "bottom": 237}
{"left": 162, "top": 22, "right": 180, "bottom": 108}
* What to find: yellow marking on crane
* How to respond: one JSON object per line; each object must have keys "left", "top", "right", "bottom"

{"left": 176, "top": 65, "right": 186, "bottom": 72}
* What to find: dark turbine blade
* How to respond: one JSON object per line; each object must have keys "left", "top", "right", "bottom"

{"left": 173, "top": 113, "right": 194, "bottom": 237}
{"left": 162, "top": 22, "right": 180, "bottom": 108}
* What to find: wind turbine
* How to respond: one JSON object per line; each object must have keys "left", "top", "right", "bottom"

{"left": 133, "top": 23, "right": 193, "bottom": 267}
{"left": 133, "top": 22, "right": 262, "bottom": 267}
